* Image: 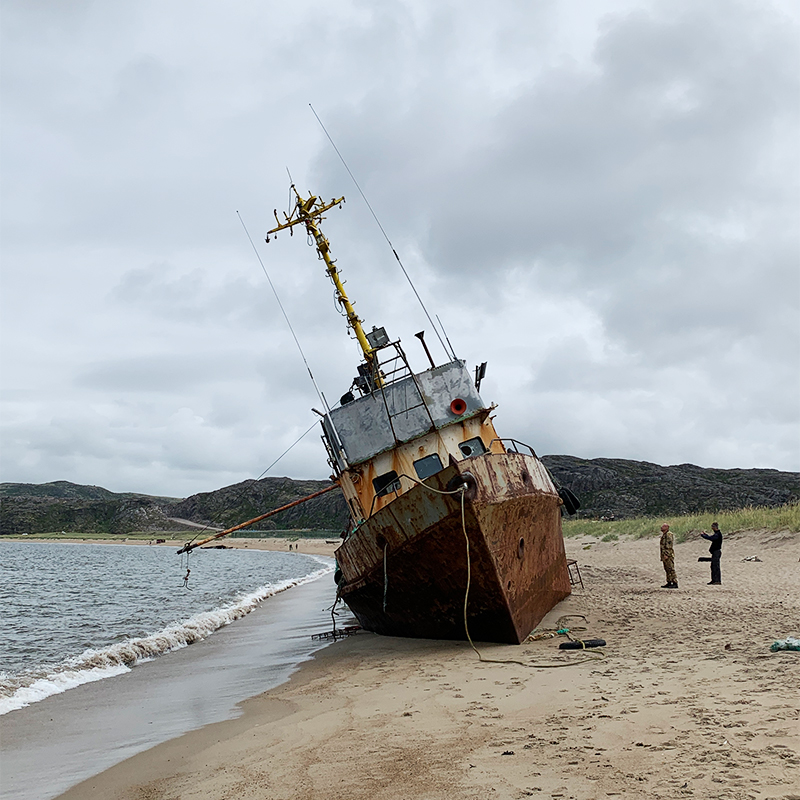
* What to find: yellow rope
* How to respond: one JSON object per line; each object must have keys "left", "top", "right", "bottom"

{"left": 458, "top": 492, "right": 605, "bottom": 669}
{"left": 383, "top": 471, "right": 604, "bottom": 668}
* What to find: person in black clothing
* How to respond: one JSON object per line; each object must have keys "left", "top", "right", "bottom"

{"left": 700, "top": 522, "right": 722, "bottom": 585}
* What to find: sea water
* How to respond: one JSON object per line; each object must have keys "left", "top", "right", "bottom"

{"left": 0, "top": 540, "right": 332, "bottom": 714}
{"left": 0, "top": 540, "right": 344, "bottom": 800}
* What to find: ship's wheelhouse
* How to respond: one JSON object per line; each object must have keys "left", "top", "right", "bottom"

{"left": 319, "top": 341, "right": 505, "bottom": 526}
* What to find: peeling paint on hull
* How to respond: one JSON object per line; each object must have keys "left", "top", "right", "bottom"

{"left": 335, "top": 451, "right": 571, "bottom": 644}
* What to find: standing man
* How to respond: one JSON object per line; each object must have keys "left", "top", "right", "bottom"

{"left": 660, "top": 523, "right": 678, "bottom": 588}
{"left": 700, "top": 522, "right": 723, "bottom": 585}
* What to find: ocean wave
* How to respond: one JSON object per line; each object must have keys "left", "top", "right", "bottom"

{"left": 0, "top": 563, "right": 333, "bottom": 715}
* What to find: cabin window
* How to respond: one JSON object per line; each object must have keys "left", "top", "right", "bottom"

{"left": 459, "top": 437, "right": 487, "bottom": 458}
{"left": 373, "top": 470, "right": 401, "bottom": 497}
{"left": 413, "top": 453, "right": 443, "bottom": 480}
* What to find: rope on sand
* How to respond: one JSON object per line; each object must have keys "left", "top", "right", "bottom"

{"left": 457, "top": 487, "right": 606, "bottom": 668}
{"left": 342, "top": 471, "right": 606, "bottom": 667}
{"left": 383, "top": 542, "right": 389, "bottom": 613}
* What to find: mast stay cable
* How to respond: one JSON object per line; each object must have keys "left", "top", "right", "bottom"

{"left": 309, "top": 104, "right": 455, "bottom": 362}
{"left": 236, "top": 210, "right": 329, "bottom": 414}
{"left": 255, "top": 419, "right": 319, "bottom": 480}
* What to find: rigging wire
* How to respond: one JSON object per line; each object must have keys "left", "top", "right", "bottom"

{"left": 309, "top": 103, "right": 452, "bottom": 363}
{"left": 236, "top": 210, "right": 329, "bottom": 415}
{"left": 436, "top": 314, "right": 458, "bottom": 362}
{"left": 255, "top": 419, "right": 320, "bottom": 480}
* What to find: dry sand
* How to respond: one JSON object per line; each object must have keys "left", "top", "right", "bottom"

{"left": 57, "top": 529, "right": 799, "bottom": 800}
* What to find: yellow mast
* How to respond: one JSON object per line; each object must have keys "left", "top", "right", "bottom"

{"left": 266, "top": 186, "right": 376, "bottom": 366}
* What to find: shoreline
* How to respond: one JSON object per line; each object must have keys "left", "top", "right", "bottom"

{"left": 2, "top": 569, "right": 344, "bottom": 800}
{"left": 54, "top": 528, "right": 799, "bottom": 800}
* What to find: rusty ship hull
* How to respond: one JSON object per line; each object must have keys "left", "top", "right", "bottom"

{"left": 335, "top": 451, "right": 571, "bottom": 644}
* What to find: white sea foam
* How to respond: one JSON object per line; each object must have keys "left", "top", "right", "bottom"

{"left": 0, "top": 664, "right": 132, "bottom": 715}
{"left": 0, "top": 563, "right": 333, "bottom": 715}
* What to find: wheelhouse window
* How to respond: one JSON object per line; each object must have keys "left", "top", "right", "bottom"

{"left": 413, "top": 453, "right": 443, "bottom": 480}
{"left": 458, "top": 437, "right": 487, "bottom": 458}
{"left": 373, "top": 470, "right": 401, "bottom": 497}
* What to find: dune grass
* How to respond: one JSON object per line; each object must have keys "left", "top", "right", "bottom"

{"left": 563, "top": 503, "right": 800, "bottom": 542}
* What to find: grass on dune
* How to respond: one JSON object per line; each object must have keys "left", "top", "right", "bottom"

{"left": 0, "top": 531, "right": 175, "bottom": 541}
{"left": 563, "top": 503, "right": 800, "bottom": 542}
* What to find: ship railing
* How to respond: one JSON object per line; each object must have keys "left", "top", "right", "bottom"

{"left": 489, "top": 438, "right": 539, "bottom": 458}
{"left": 364, "top": 474, "right": 407, "bottom": 520}
{"left": 320, "top": 429, "right": 340, "bottom": 474}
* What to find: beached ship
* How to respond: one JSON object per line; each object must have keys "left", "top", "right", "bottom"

{"left": 265, "top": 188, "right": 574, "bottom": 644}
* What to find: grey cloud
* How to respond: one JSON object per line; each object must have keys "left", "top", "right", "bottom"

{"left": 1, "top": 0, "right": 797, "bottom": 497}
{"left": 76, "top": 353, "right": 249, "bottom": 393}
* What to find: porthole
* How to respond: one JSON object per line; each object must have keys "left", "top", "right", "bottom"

{"left": 413, "top": 453, "right": 443, "bottom": 480}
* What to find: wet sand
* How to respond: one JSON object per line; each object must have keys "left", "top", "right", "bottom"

{"left": 55, "top": 528, "right": 800, "bottom": 800}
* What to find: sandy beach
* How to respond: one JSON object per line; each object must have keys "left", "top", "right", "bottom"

{"left": 52, "top": 528, "right": 800, "bottom": 800}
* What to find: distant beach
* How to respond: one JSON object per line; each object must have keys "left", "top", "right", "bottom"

{"left": 41, "top": 526, "right": 800, "bottom": 800}
{"left": 4, "top": 535, "right": 341, "bottom": 556}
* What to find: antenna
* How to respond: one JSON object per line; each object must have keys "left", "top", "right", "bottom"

{"left": 474, "top": 362, "right": 487, "bottom": 392}
{"left": 309, "top": 103, "right": 452, "bottom": 364}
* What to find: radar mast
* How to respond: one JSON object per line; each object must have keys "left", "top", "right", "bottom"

{"left": 267, "top": 186, "right": 377, "bottom": 367}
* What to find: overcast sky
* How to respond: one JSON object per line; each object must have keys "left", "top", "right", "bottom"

{"left": 1, "top": 0, "right": 798, "bottom": 498}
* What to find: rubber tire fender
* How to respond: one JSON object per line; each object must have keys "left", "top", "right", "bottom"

{"left": 446, "top": 471, "right": 477, "bottom": 501}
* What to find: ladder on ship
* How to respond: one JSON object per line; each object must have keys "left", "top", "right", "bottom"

{"left": 370, "top": 342, "right": 437, "bottom": 446}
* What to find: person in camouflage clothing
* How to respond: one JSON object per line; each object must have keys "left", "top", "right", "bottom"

{"left": 660, "top": 523, "right": 678, "bottom": 588}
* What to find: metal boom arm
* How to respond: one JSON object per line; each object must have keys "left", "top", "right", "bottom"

{"left": 176, "top": 483, "right": 339, "bottom": 554}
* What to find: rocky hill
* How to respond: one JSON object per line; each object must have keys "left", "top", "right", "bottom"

{"left": 0, "top": 482, "right": 182, "bottom": 536}
{"left": 542, "top": 456, "right": 799, "bottom": 519}
{"left": 166, "top": 477, "right": 348, "bottom": 532}
{"left": 0, "top": 478, "right": 348, "bottom": 536}
{"left": 1, "top": 459, "right": 797, "bottom": 535}
{"left": 0, "top": 480, "right": 176, "bottom": 503}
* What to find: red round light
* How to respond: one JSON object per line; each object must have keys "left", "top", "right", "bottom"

{"left": 450, "top": 398, "right": 467, "bottom": 415}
